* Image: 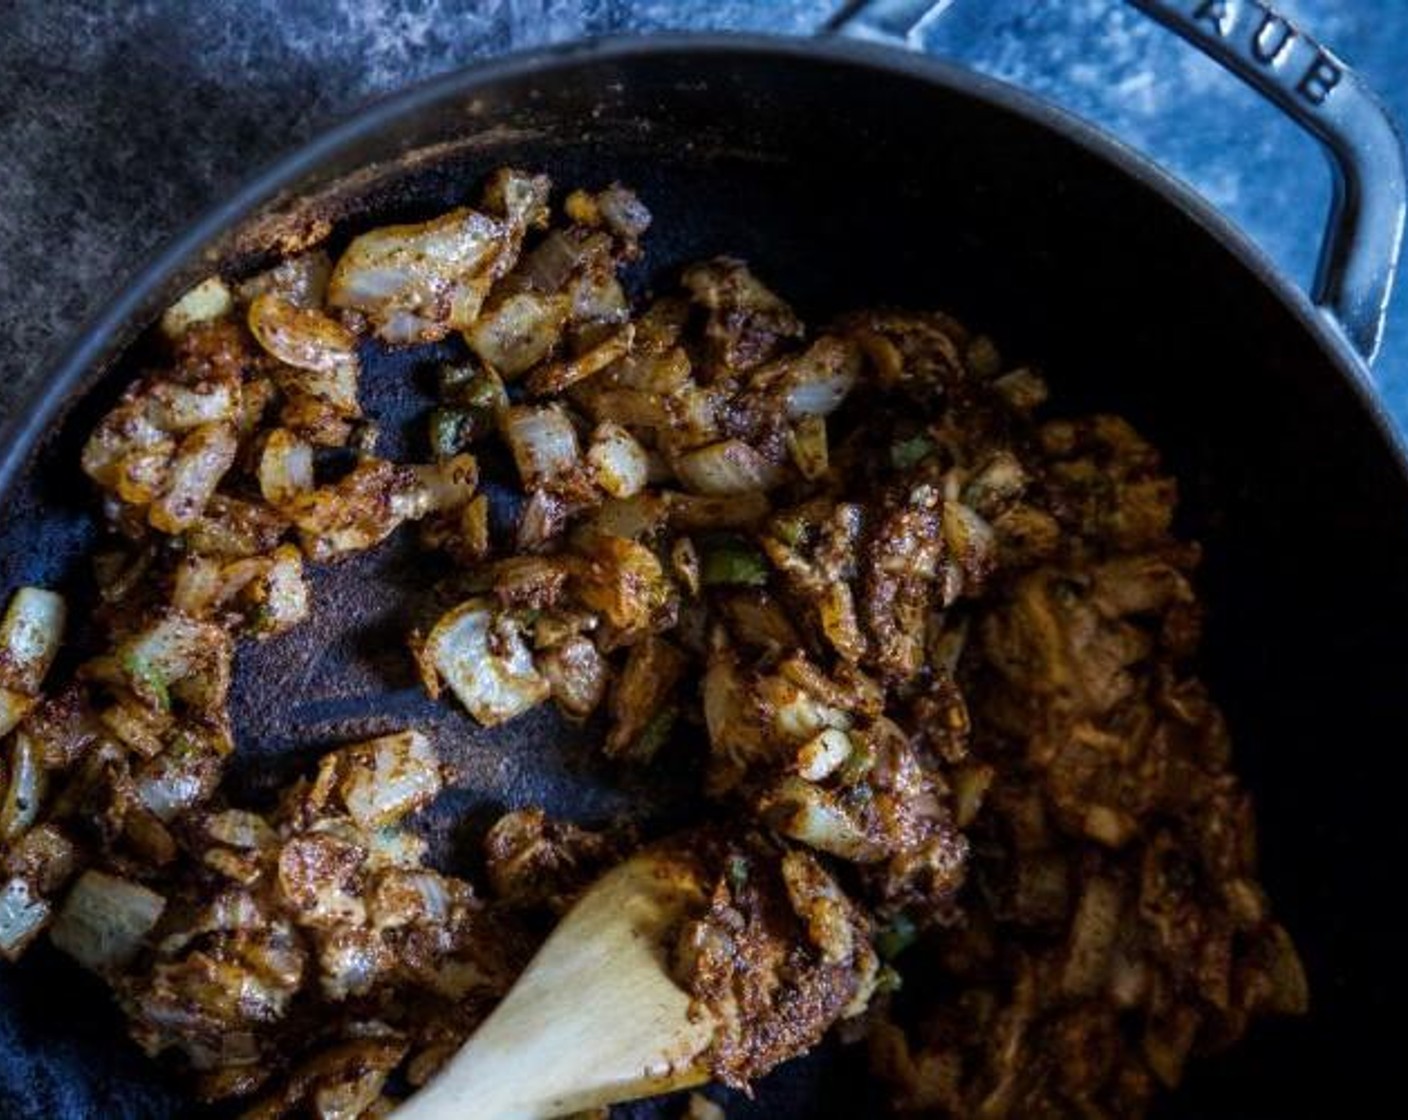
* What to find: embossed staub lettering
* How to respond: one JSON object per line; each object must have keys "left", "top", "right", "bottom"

{"left": 1296, "top": 52, "right": 1343, "bottom": 105}
{"left": 1181, "top": 0, "right": 1342, "bottom": 107}
{"left": 1193, "top": 0, "right": 1231, "bottom": 36}
{"left": 1250, "top": 8, "right": 1295, "bottom": 65}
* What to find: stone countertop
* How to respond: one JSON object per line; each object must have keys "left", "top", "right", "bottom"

{"left": 3, "top": 1, "right": 1407, "bottom": 427}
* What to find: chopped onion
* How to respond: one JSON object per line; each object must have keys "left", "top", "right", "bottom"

{"left": 251, "top": 545, "right": 311, "bottom": 637}
{"left": 285, "top": 459, "right": 422, "bottom": 560}
{"left": 675, "top": 439, "right": 783, "bottom": 496}
{"left": 168, "top": 555, "right": 226, "bottom": 619}
{"left": 0, "top": 689, "right": 35, "bottom": 740}
{"left": 992, "top": 367, "right": 1049, "bottom": 412}
{"left": 248, "top": 292, "right": 360, "bottom": 374}
{"left": 327, "top": 207, "right": 505, "bottom": 343}
{"left": 466, "top": 292, "right": 570, "bottom": 376}
{"left": 49, "top": 870, "right": 165, "bottom": 973}
{"left": 780, "top": 849, "right": 857, "bottom": 965}
{"left": 98, "top": 697, "right": 170, "bottom": 758}
{"left": 526, "top": 323, "right": 634, "bottom": 396}
{"left": 515, "top": 489, "right": 569, "bottom": 552}
{"left": 337, "top": 730, "right": 443, "bottom": 828}
{"left": 583, "top": 493, "right": 670, "bottom": 541}
{"left": 667, "top": 490, "right": 771, "bottom": 531}
{"left": 113, "top": 613, "right": 228, "bottom": 712}
{"left": 571, "top": 535, "right": 672, "bottom": 632}
{"left": 775, "top": 336, "right": 860, "bottom": 419}
{"left": 537, "top": 635, "right": 609, "bottom": 720}
{"left": 160, "top": 277, "right": 233, "bottom": 339}
{"left": 369, "top": 869, "right": 454, "bottom": 931}
{"left": 585, "top": 421, "right": 649, "bottom": 498}
{"left": 206, "top": 810, "right": 278, "bottom": 850}
{"left": 606, "top": 636, "right": 686, "bottom": 759}
{"left": 133, "top": 746, "right": 222, "bottom": 821}
{"left": 794, "top": 728, "right": 853, "bottom": 782}
{"left": 765, "top": 777, "right": 884, "bottom": 863}
{"left": 409, "top": 453, "right": 479, "bottom": 514}
{"left": 0, "top": 876, "right": 50, "bottom": 962}
{"left": 258, "top": 428, "right": 315, "bottom": 506}
{"left": 185, "top": 495, "right": 288, "bottom": 558}
{"left": 0, "top": 732, "right": 46, "bottom": 841}
{"left": 683, "top": 1094, "right": 726, "bottom": 1120}
{"left": 148, "top": 422, "right": 239, "bottom": 534}
{"left": 786, "top": 415, "right": 829, "bottom": 481}
{"left": 595, "top": 183, "right": 653, "bottom": 240}
{"left": 942, "top": 500, "right": 996, "bottom": 600}
{"left": 147, "top": 379, "right": 241, "bottom": 431}
{"left": 237, "top": 249, "right": 332, "bottom": 309}
{"left": 0, "top": 586, "right": 66, "bottom": 701}
{"left": 418, "top": 599, "right": 549, "bottom": 727}
{"left": 762, "top": 674, "right": 852, "bottom": 742}
{"left": 1061, "top": 875, "right": 1123, "bottom": 996}
{"left": 502, "top": 405, "right": 580, "bottom": 488}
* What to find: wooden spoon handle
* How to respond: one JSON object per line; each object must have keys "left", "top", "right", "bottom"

{"left": 393, "top": 855, "right": 716, "bottom": 1119}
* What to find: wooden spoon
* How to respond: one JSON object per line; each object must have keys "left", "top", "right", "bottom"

{"left": 392, "top": 850, "right": 718, "bottom": 1120}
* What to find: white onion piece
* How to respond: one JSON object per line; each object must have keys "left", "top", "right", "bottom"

{"left": 786, "top": 415, "right": 829, "bottom": 481}
{"left": 0, "top": 877, "right": 50, "bottom": 962}
{"left": 248, "top": 293, "right": 359, "bottom": 374}
{"left": 586, "top": 421, "right": 649, "bottom": 498}
{"left": 502, "top": 405, "right": 580, "bottom": 489}
{"left": 419, "top": 599, "right": 549, "bottom": 727}
{"left": 133, "top": 749, "right": 220, "bottom": 821}
{"left": 369, "top": 869, "right": 454, "bottom": 931}
{"left": 761, "top": 674, "right": 852, "bottom": 742}
{"left": 364, "top": 826, "right": 429, "bottom": 872}
{"left": 1061, "top": 876, "right": 1124, "bottom": 996}
{"left": 466, "top": 292, "right": 570, "bottom": 376}
{"left": 160, "top": 276, "right": 233, "bottom": 339}
{"left": 537, "top": 635, "right": 609, "bottom": 719}
{"left": 765, "top": 777, "right": 883, "bottom": 863}
{"left": 115, "top": 613, "right": 223, "bottom": 708}
{"left": 0, "top": 732, "right": 47, "bottom": 842}
{"left": 338, "top": 730, "right": 443, "bottom": 829}
{"left": 675, "top": 439, "right": 783, "bottom": 496}
{"left": 0, "top": 689, "right": 35, "bottom": 740}
{"left": 0, "top": 586, "right": 66, "bottom": 699}
{"left": 206, "top": 810, "right": 279, "bottom": 850}
{"left": 410, "top": 453, "right": 479, "bottom": 514}
{"left": 328, "top": 207, "right": 504, "bottom": 343}
{"left": 779, "top": 337, "right": 860, "bottom": 419}
{"left": 49, "top": 871, "right": 166, "bottom": 973}
{"left": 258, "top": 428, "right": 315, "bottom": 506}
{"left": 780, "top": 849, "right": 857, "bottom": 966}
{"left": 237, "top": 249, "right": 332, "bottom": 309}
{"left": 794, "top": 728, "right": 853, "bottom": 783}
{"left": 583, "top": 493, "right": 670, "bottom": 541}
{"left": 148, "top": 422, "right": 238, "bottom": 534}
{"left": 146, "top": 380, "right": 241, "bottom": 431}
{"left": 255, "top": 545, "right": 311, "bottom": 637}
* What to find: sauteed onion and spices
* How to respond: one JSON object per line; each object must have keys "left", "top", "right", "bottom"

{"left": 0, "top": 169, "right": 1306, "bottom": 1118}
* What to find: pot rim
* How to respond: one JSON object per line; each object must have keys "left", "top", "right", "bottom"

{"left": 4, "top": 30, "right": 1404, "bottom": 497}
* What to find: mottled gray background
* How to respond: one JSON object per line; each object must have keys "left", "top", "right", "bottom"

{"left": 2, "top": 0, "right": 1407, "bottom": 429}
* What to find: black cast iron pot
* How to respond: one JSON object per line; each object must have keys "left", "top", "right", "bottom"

{"left": 2, "top": 1, "right": 1405, "bottom": 1116}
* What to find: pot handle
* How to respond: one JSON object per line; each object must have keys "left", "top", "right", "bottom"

{"left": 831, "top": 0, "right": 1407, "bottom": 364}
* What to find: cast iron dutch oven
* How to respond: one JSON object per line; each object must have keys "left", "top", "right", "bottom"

{"left": 2, "top": 1, "right": 1405, "bottom": 1115}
